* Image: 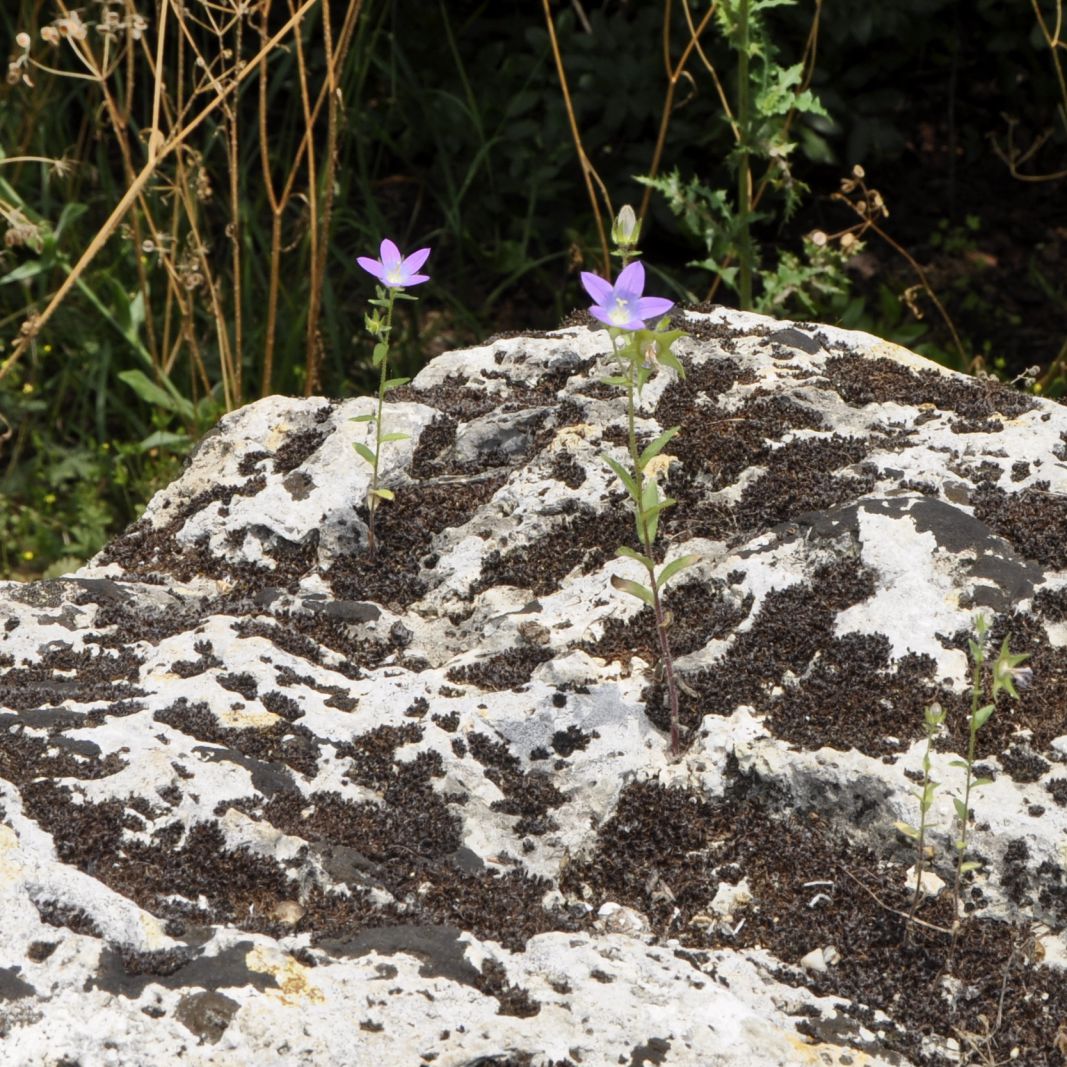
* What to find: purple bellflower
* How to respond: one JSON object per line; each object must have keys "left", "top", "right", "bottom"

{"left": 580, "top": 261, "right": 673, "bottom": 331}
{"left": 358, "top": 238, "right": 431, "bottom": 288}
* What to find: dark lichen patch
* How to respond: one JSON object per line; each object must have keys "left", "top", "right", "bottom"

{"left": 0, "top": 720, "right": 128, "bottom": 783}
{"left": 645, "top": 560, "right": 897, "bottom": 750}
{"left": 272, "top": 428, "right": 328, "bottom": 474}
{"left": 336, "top": 723, "right": 426, "bottom": 791}
{"left": 409, "top": 415, "right": 458, "bottom": 479}
{"left": 0, "top": 644, "right": 144, "bottom": 711}
{"left": 563, "top": 778, "right": 1067, "bottom": 1067}
{"left": 477, "top": 957, "right": 540, "bottom": 1017}
{"left": 154, "top": 697, "right": 321, "bottom": 779}
{"left": 172, "top": 640, "right": 224, "bottom": 679}
{"left": 446, "top": 648, "right": 554, "bottom": 691}
{"left": 823, "top": 352, "right": 1038, "bottom": 421}
{"left": 474, "top": 506, "right": 632, "bottom": 598}
{"left": 999, "top": 745, "right": 1051, "bottom": 784}
{"left": 390, "top": 375, "right": 501, "bottom": 421}
{"left": 550, "top": 725, "right": 595, "bottom": 758}
{"left": 971, "top": 483, "right": 1067, "bottom": 569}
{"left": 326, "top": 475, "right": 506, "bottom": 609}
{"left": 22, "top": 783, "right": 296, "bottom": 929}
{"left": 1047, "top": 778, "right": 1067, "bottom": 806}
{"left": 583, "top": 580, "right": 752, "bottom": 666}
{"left": 550, "top": 450, "right": 586, "bottom": 489}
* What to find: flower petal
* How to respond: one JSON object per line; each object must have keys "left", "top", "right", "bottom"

{"left": 401, "top": 247, "right": 431, "bottom": 274}
{"left": 615, "top": 260, "right": 646, "bottom": 296}
{"left": 580, "top": 271, "right": 614, "bottom": 306}
{"left": 357, "top": 256, "right": 387, "bottom": 281}
{"left": 635, "top": 296, "right": 674, "bottom": 322}
{"left": 379, "top": 238, "right": 402, "bottom": 268}
{"left": 588, "top": 305, "right": 615, "bottom": 327}
{"left": 402, "top": 273, "right": 431, "bottom": 287}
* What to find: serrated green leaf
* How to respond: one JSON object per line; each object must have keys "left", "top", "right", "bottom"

{"left": 638, "top": 427, "right": 681, "bottom": 471}
{"left": 372, "top": 487, "right": 395, "bottom": 501}
{"left": 610, "top": 574, "right": 654, "bottom": 605}
{"left": 353, "top": 442, "right": 376, "bottom": 464}
{"left": 617, "top": 545, "right": 654, "bottom": 570}
{"left": 657, "top": 553, "right": 700, "bottom": 587}
{"left": 603, "top": 454, "right": 640, "bottom": 501}
{"left": 349, "top": 414, "right": 375, "bottom": 424}
{"left": 379, "top": 432, "right": 409, "bottom": 443}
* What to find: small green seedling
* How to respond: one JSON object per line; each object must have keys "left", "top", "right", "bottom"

{"left": 948, "top": 614, "right": 1029, "bottom": 943}
{"left": 583, "top": 207, "right": 698, "bottom": 756}
{"left": 895, "top": 699, "right": 946, "bottom": 939}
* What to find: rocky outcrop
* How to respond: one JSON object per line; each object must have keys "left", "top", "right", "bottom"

{"left": 2, "top": 307, "right": 1067, "bottom": 1066}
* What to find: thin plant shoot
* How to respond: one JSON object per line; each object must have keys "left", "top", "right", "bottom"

{"left": 586, "top": 205, "right": 698, "bottom": 757}
{"left": 354, "top": 238, "right": 431, "bottom": 557}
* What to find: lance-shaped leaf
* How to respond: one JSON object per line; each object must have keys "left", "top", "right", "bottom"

{"left": 353, "top": 442, "right": 377, "bottom": 464}
{"left": 972, "top": 703, "right": 996, "bottom": 730}
{"left": 610, "top": 573, "right": 653, "bottom": 605}
{"left": 641, "top": 495, "right": 676, "bottom": 542}
{"left": 953, "top": 798, "right": 969, "bottom": 822}
{"left": 383, "top": 376, "right": 410, "bottom": 391}
{"left": 638, "top": 426, "right": 681, "bottom": 471}
{"left": 379, "top": 432, "right": 409, "bottom": 443}
{"left": 371, "top": 487, "right": 395, "bottom": 501}
{"left": 349, "top": 413, "right": 375, "bottom": 424}
{"left": 603, "top": 454, "right": 640, "bottom": 503}
{"left": 616, "top": 545, "right": 654, "bottom": 570}
{"left": 601, "top": 374, "right": 630, "bottom": 388}
{"left": 894, "top": 821, "right": 921, "bottom": 840}
{"left": 657, "top": 553, "right": 700, "bottom": 587}
{"left": 959, "top": 860, "right": 983, "bottom": 873}
{"left": 372, "top": 342, "right": 389, "bottom": 367}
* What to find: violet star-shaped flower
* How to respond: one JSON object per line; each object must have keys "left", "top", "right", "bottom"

{"left": 580, "top": 261, "right": 673, "bottom": 330}
{"left": 357, "top": 238, "right": 431, "bottom": 288}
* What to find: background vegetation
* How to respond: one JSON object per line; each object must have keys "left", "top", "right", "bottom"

{"left": 1, "top": 0, "right": 1065, "bottom": 579}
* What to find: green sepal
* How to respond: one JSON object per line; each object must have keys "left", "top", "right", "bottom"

{"left": 657, "top": 348, "right": 685, "bottom": 376}
{"left": 372, "top": 487, "right": 395, "bottom": 500}
{"left": 657, "top": 553, "right": 699, "bottom": 587}
{"left": 379, "top": 432, "right": 409, "bottom": 443}
{"left": 610, "top": 574, "right": 653, "bottom": 605}
{"left": 353, "top": 442, "right": 376, "bottom": 464}
{"left": 616, "top": 545, "right": 654, "bottom": 570}
{"left": 638, "top": 427, "right": 681, "bottom": 471}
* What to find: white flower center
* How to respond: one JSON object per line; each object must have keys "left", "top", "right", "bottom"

{"left": 608, "top": 298, "right": 630, "bottom": 325}
{"left": 385, "top": 266, "right": 404, "bottom": 285}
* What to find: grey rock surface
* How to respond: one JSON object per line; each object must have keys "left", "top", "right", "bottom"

{"left": 2, "top": 307, "right": 1067, "bottom": 1065}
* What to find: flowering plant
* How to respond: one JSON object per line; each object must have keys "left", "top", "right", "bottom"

{"left": 354, "top": 238, "right": 431, "bottom": 556}
{"left": 590, "top": 209, "right": 697, "bottom": 756}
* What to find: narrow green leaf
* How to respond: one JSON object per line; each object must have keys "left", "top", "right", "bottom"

{"left": 372, "top": 342, "right": 389, "bottom": 367}
{"left": 953, "top": 799, "right": 968, "bottom": 821}
{"left": 972, "top": 776, "right": 994, "bottom": 788}
{"left": 602, "top": 374, "right": 630, "bottom": 388}
{"left": 616, "top": 545, "right": 654, "bottom": 570}
{"left": 372, "top": 487, "right": 395, "bottom": 501}
{"left": 379, "top": 432, "right": 409, "bottom": 443}
{"left": 949, "top": 760, "right": 969, "bottom": 769}
{"left": 959, "top": 860, "right": 983, "bottom": 873}
{"left": 972, "top": 703, "right": 996, "bottom": 730}
{"left": 353, "top": 442, "right": 376, "bottom": 464}
{"left": 349, "top": 414, "right": 375, "bottom": 423}
{"left": 610, "top": 574, "right": 654, "bottom": 605}
{"left": 657, "top": 553, "right": 700, "bottom": 587}
{"left": 638, "top": 426, "right": 681, "bottom": 471}
{"left": 603, "top": 455, "right": 640, "bottom": 501}
{"left": 383, "top": 376, "right": 410, "bottom": 391}
{"left": 894, "top": 821, "right": 920, "bottom": 840}
{"left": 657, "top": 349, "right": 684, "bottom": 376}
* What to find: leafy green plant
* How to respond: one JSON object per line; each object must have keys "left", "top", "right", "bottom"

{"left": 352, "top": 239, "right": 431, "bottom": 557}
{"left": 585, "top": 208, "right": 698, "bottom": 756}
{"left": 949, "top": 615, "right": 1030, "bottom": 941}
{"left": 894, "top": 700, "right": 947, "bottom": 940}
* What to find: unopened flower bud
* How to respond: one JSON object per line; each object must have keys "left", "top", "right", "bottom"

{"left": 16, "top": 32, "right": 30, "bottom": 49}
{"left": 611, "top": 204, "right": 640, "bottom": 250}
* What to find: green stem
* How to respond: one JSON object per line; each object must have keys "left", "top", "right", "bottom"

{"left": 625, "top": 351, "right": 683, "bottom": 756}
{"left": 950, "top": 643, "right": 984, "bottom": 951}
{"left": 367, "top": 288, "right": 397, "bottom": 559}
{"left": 736, "top": 0, "right": 753, "bottom": 310}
